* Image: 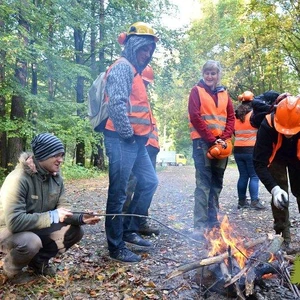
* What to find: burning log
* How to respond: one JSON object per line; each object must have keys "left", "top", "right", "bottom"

{"left": 166, "top": 236, "right": 267, "bottom": 280}
{"left": 224, "top": 235, "right": 283, "bottom": 296}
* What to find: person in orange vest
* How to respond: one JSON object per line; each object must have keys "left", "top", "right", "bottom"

{"left": 253, "top": 95, "right": 300, "bottom": 252}
{"left": 103, "top": 22, "right": 159, "bottom": 263}
{"left": 123, "top": 65, "right": 160, "bottom": 236}
{"left": 188, "top": 60, "right": 235, "bottom": 240}
{"left": 234, "top": 91, "right": 265, "bottom": 210}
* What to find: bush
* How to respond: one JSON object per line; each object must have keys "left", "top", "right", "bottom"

{"left": 61, "top": 164, "right": 106, "bottom": 180}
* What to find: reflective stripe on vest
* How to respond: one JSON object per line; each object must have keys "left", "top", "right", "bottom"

{"left": 234, "top": 112, "right": 258, "bottom": 147}
{"left": 189, "top": 87, "right": 229, "bottom": 140}
{"left": 146, "top": 117, "right": 159, "bottom": 149}
{"left": 105, "top": 65, "right": 152, "bottom": 136}
{"left": 266, "top": 114, "right": 300, "bottom": 165}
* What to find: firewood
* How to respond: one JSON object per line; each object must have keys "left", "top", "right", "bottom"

{"left": 166, "top": 236, "right": 267, "bottom": 280}
{"left": 220, "top": 261, "right": 231, "bottom": 283}
{"left": 224, "top": 235, "right": 283, "bottom": 293}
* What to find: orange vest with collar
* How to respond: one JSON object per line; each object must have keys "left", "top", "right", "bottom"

{"left": 234, "top": 111, "right": 257, "bottom": 147}
{"left": 189, "top": 86, "right": 229, "bottom": 140}
{"left": 105, "top": 62, "right": 152, "bottom": 136}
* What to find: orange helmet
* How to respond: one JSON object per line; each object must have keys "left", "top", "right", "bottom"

{"left": 207, "top": 139, "right": 233, "bottom": 159}
{"left": 238, "top": 91, "right": 254, "bottom": 102}
{"left": 142, "top": 65, "right": 154, "bottom": 84}
{"left": 274, "top": 96, "right": 300, "bottom": 135}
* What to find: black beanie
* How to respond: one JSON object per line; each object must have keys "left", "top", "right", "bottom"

{"left": 31, "top": 133, "right": 64, "bottom": 161}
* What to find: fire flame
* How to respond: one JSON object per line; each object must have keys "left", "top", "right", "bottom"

{"left": 205, "top": 215, "right": 250, "bottom": 267}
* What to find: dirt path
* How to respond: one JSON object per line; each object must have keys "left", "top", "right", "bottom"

{"left": 1, "top": 164, "right": 300, "bottom": 299}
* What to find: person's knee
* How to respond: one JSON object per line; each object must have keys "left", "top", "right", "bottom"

{"left": 17, "top": 232, "right": 42, "bottom": 257}
{"left": 65, "top": 226, "right": 84, "bottom": 249}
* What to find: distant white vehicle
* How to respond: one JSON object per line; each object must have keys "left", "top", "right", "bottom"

{"left": 157, "top": 151, "right": 187, "bottom": 166}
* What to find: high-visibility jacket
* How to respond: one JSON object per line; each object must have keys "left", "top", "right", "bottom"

{"left": 105, "top": 62, "right": 152, "bottom": 136}
{"left": 234, "top": 112, "right": 257, "bottom": 147}
{"left": 266, "top": 114, "right": 300, "bottom": 165}
{"left": 189, "top": 86, "right": 229, "bottom": 140}
{"left": 146, "top": 116, "right": 159, "bottom": 150}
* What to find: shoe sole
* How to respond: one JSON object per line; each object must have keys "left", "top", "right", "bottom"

{"left": 109, "top": 256, "right": 141, "bottom": 263}
{"left": 124, "top": 240, "right": 152, "bottom": 247}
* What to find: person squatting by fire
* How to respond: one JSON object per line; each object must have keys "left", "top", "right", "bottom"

{"left": 253, "top": 94, "right": 300, "bottom": 252}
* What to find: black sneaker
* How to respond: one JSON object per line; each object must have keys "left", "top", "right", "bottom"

{"left": 250, "top": 200, "right": 266, "bottom": 210}
{"left": 123, "top": 232, "right": 152, "bottom": 247}
{"left": 237, "top": 200, "right": 250, "bottom": 209}
{"left": 110, "top": 248, "right": 141, "bottom": 263}
{"left": 138, "top": 223, "right": 160, "bottom": 236}
{"left": 28, "top": 262, "right": 56, "bottom": 276}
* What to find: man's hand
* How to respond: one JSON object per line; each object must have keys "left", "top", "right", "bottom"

{"left": 215, "top": 138, "right": 227, "bottom": 149}
{"left": 82, "top": 213, "right": 101, "bottom": 225}
{"left": 271, "top": 186, "right": 289, "bottom": 210}
{"left": 57, "top": 208, "right": 73, "bottom": 222}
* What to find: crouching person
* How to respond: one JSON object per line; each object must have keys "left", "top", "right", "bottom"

{"left": 0, "top": 133, "right": 100, "bottom": 282}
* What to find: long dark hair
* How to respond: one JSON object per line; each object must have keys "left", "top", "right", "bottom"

{"left": 235, "top": 102, "right": 253, "bottom": 123}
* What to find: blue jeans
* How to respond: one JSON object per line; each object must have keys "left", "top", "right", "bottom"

{"left": 104, "top": 136, "right": 158, "bottom": 252}
{"left": 192, "top": 139, "right": 227, "bottom": 229}
{"left": 234, "top": 152, "right": 259, "bottom": 201}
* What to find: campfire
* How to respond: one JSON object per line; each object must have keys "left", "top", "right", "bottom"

{"left": 167, "top": 215, "right": 300, "bottom": 299}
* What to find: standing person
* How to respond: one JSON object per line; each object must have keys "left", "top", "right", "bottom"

{"left": 103, "top": 22, "right": 159, "bottom": 263}
{"left": 188, "top": 60, "right": 235, "bottom": 239}
{"left": 0, "top": 133, "right": 100, "bottom": 283}
{"left": 234, "top": 91, "right": 265, "bottom": 210}
{"left": 123, "top": 65, "right": 160, "bottom": 236}
{"left": 253, "top": 95, "right": 300, "bottom": 251}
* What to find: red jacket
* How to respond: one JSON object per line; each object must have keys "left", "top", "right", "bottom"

{"left": 188, "top": 81, "right": 235, "bottom": 144}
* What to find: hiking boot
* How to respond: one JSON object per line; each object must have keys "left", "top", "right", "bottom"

{"left": 250, "top": 200, "right": 266, "bottom": 210}
{"left": 237, "top": 199, "right": 250, "bottom": 209}
{"left": 138, "top": 223, "right": 160, "bottom": 236}
{"left": 281, "top": 241, "right": 293, "bottom": 254}
{"left": 28, "top": 263, "right": 56, "bottom": 276}
{"left": 191, "top": 227, "right": 206, "bottom": 241}
{"left": 110, "top": 247, "right": 141, "bottom": 263}
{"left": 123, "top": 232, "right": 152, "bottom": 247}
{"left": 5, "top": 271, "right": 37, "bottom": 285}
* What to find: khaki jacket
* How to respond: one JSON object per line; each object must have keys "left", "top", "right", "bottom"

{"left": 0, "top": 153, "right": 82, "bottom": 233}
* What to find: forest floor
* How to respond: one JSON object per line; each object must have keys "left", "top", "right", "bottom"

{"left": 1, "top": 163, "right": 300, "bottom": 299}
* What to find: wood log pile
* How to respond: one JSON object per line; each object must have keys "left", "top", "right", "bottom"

{"left": 166, "top": 235, "right": 300, "bottom": 299}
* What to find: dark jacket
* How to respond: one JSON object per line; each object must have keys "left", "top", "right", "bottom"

{"left": 253, "top": 115, "right": 300, "bottom": 192}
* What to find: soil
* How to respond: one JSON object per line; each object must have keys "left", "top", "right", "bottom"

{"left": 1, "top": 163, "right": 300, "bottom": 299}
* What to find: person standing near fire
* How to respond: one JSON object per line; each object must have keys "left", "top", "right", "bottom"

{"left": 123, "top": 65, "right": 160, "bottom": 236}
{"left": 103, "top": 22, "right": 159, "bottom": 263}
{"left": 253, "top": 94, "right": 300, "bottom": 251}
{"left": 188, "top": 60, "right": 235, "bottom": 239}
{"left": 234, "top": 91, "right": 265, "bottom": 210}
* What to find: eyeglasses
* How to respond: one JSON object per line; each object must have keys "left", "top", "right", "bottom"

{"left": 204, "top": 71, "right": 218, "bottom": 76}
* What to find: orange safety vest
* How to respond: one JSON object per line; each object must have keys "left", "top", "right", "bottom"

{"left": 189, "top": 86, "right": 229, "bottom": 140}
{"left": 146, "top": 116, "right": 159, "bottom": 150}
{"left": 105, "top": 61, "right": 152, "bottom": 136}
{"left": 234, "top": 112, "right": 257, "bottom": 147}
{"left": 266, "top": 114, "right": 300, "bottom": 165}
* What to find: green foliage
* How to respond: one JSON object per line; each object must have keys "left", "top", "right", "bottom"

{"left": 61, "top": 163, "right": 106, "bottom": 181}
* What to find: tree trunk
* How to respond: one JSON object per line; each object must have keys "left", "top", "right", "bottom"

{"left": 7, "top": 5, "right": 29, "bottom": 171}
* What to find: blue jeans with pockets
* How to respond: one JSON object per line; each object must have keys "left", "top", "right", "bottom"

{"left": 104, "top": 136, "right": 158, "bottom": 253}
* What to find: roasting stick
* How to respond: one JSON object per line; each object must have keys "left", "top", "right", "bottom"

{"left": 71, "top": 211, "right": 205, "bottom": 244}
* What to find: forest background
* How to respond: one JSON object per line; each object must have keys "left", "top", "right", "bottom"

{"left": 0, "top": 0, "right": 299, "bottom": 181}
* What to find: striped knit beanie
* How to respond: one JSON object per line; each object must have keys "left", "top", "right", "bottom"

{"left": 31, "top": 133, "right": 64, "bottom": 161}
